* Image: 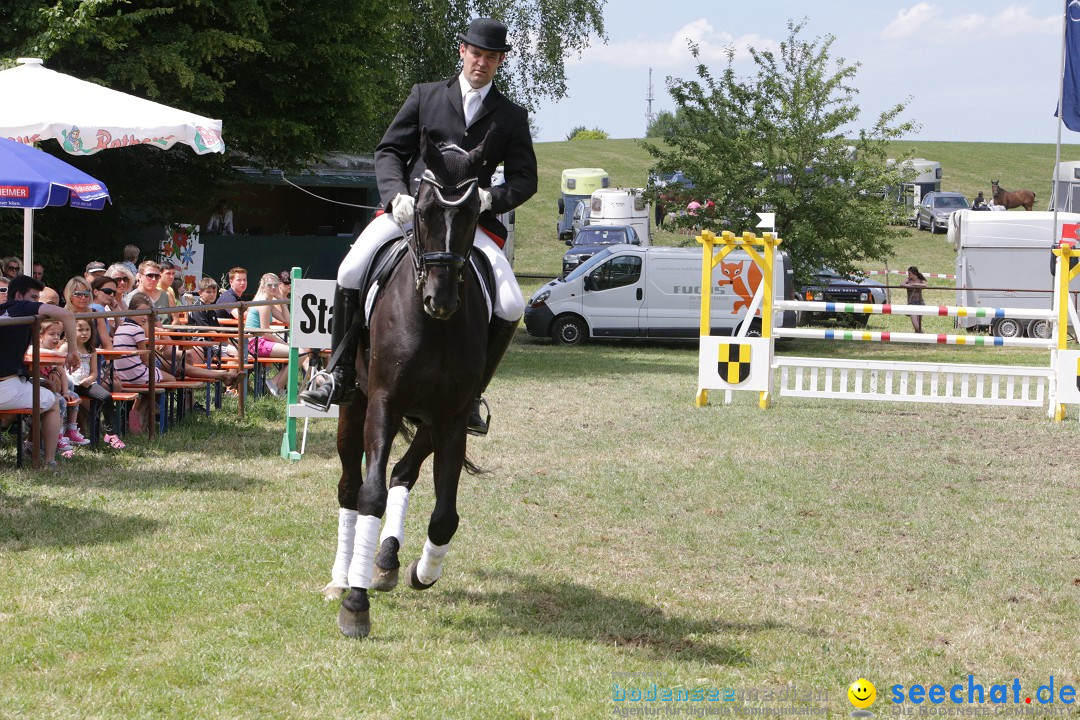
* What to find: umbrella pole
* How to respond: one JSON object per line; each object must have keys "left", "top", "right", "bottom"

{"left": 22, "top": 208, "right": 33, "bottom": 273}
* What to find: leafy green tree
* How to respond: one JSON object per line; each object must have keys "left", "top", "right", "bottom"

{"left": 0, "top": 0, "right": 606, "bottom": 274}
{"left": 645, "top": 108, "right": 706, "bottom": 138}
{"left": 569, "top": 127, "right": 608, "bottom": 140}
{"left": 643, "top": 20, "right": 918, "bottom": 282}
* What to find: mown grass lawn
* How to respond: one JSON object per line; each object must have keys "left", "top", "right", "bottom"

{"left": 3, "top": 324, "right": 1079, "bottom": 718}
{"left": 3, "top": 137, "right": 1080, "bottom": 719}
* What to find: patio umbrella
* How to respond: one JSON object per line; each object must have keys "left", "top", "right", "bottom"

{"left": 0, "top": 137, "right": 111, "bottom": 271}
{"left": 0, "top": 58, "right": 224, "bottom": 157}
{"left": 0, "top": 57, "right": 223, "bottom": 269}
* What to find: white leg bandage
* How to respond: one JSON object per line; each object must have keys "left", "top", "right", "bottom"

{"left": 379, "top": 485, "right": 410, "bottom": 546}
{"left": 416, "top": 538, "right": 451, "bottom": 586}
{"left": 329, "top": 508, "right": 359, "bottom": 589}
{"left": 346, "top": 515, "right": 382, "bottom": 589}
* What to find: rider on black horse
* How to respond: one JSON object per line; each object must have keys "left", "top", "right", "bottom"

{"left": 300, "top": 17, "right": 537, "bottom": 435}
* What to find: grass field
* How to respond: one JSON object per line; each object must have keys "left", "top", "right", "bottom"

{"left": 3, "top": 139, "right": 1080, "bottom": 719}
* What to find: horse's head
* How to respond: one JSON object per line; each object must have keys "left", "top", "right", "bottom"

{"left": 412, "top": 127, "right": 487, "bottom": 319}
{"left": 991, "top": 180, "right": 1000, "bottom": 191}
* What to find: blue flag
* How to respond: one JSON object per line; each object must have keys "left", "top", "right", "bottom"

{"left": 1059, "top": 2, "right": 1080, "bottom": 130}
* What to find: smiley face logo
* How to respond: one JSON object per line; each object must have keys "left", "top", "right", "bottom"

{"left": 848, "top": 678, "right": 876, "bottom": 709}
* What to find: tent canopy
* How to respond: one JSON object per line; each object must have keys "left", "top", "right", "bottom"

{"left": 0, "top": 58, "right": 224, "bottom": 156}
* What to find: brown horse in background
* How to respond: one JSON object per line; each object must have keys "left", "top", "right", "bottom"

{"left": 991, "top": 180, "right": 1035, "bottom": 211}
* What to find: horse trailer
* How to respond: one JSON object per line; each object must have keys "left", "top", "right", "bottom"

{"left": 1049, "top": 160, "right": 1080, "bottom": 212}
{"left": 948, "top": 209, "right": 1080, "bottom": 338}
{"left": 557, "top": 168, "right": 609, "bottom": 241}
{"left": 490, "top": 165, "right": 516, "bottom": 267}
{"left": 887, "top": 157, "right": 942, "bottom": 223}
{"left": 588, "top": 187, "right": 652, "bottom": 244}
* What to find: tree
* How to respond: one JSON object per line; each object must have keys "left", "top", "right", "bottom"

{"left": 645, "top": 108, "right": 706, "bottom": 138}
{"left": 0, "top": 0, "right": 606, "bottom": 275}
{"left": 568, "top": 127, "right": 608, "bottom": 140}
{"left": 646, "top": 111, "right": 677, "bottom": 138}
{"left": 643, "top": 20, "right": 918, "bottom": 282}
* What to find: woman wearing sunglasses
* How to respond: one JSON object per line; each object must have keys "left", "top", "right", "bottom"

{"left": 90, "top": 275, "right": 120, "bottom": 349}
{"left": 105, "top": 263, "right": 135, "bottom": 312}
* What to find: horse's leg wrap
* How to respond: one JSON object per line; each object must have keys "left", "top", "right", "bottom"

{"left": 346, "top": 515, "right": 382, "bottom": 589}
{"left": 415, "top": 538, "right": 450, "bottom": 586}
{"left": 325, "top": 508, "right": 358, "bottom": 595}
{"left": 379, "top": 485, "right": 410, "bottom": 547}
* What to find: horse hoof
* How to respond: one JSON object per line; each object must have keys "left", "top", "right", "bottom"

{"left": 370, "top": 565, "right": 399, "bottom": 592}
{"left": 337, "top": 605, "right": 371, "bottom": 638}
{"left": 321, "top": 582, "right": 348, "bottom": 602}
{"left": 371, "top": 538, "right": 400, "bottom": 592}
{"left": 406, "top": 559, "right": 437, "bottom": 591}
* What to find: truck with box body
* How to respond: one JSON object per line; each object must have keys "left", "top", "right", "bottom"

{"left": 524, "top": 245, "right": 795, "bottom": 344}
{"left": 947, "top": 209, "right": 1080, "bottom": 337}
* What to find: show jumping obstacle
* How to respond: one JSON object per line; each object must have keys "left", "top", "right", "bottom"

{"left": 695, "top": 229, "right": 1080, "bottom": 422}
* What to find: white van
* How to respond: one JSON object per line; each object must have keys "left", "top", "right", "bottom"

{"left": 524, "top": 246, "right": 795, "bottom": 344}
{"left": 948, "top": 209, "right": 1080, "bottom": 337}
{"left": 587, "top": 187, "right": 652, "bottom": 243}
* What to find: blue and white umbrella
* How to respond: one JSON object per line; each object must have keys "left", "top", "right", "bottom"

{"left": 0, "top": 136, "right": 111, "bottom": 271}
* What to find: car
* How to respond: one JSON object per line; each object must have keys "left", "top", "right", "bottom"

{"left": 916, "top": 191, "right": 970, "bottom": 234}
{"left": 651, "top": 169, "right": 696, "bottom": 190}
{"left": 798, "top": 267, "right": 887, "bottom": 327}
{"left": 562, "top": 224, "right": 642, "bottom": 275}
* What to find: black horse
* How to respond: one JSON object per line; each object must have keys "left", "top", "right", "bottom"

{"left": 332, "top": 129, "right": 490, "bottom": 639}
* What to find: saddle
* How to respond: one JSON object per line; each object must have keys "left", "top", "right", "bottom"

{"left": 353, "top": 231, "right": 496, "bottom": 368}
{"left": 359, "top": 232, "right": 495, "bottom": 328}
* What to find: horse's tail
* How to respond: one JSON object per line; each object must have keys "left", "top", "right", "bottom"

{"left": 398, "top": 418, "right": 488, "bottom": 476}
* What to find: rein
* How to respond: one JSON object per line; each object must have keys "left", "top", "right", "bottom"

{"left": 411, "top": 168, "right": 479, "bottom": 289}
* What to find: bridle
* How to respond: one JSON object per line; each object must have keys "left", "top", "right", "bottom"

{"left": 412, "top": 168, "right": 478, "bottom": 290}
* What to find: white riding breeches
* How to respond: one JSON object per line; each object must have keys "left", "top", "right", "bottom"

{"left": 336, "top": 213, "right": 524, "bottom": 321}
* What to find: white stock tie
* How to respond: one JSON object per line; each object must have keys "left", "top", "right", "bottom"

{"left": 464, "top": 90, "right": 481, "bottom": 127}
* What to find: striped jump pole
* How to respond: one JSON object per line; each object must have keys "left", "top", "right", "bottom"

{"left": 865, "top": 269, "right": 955, "bottom": 280}
{"left": 776, "top": 327, "right": 1054, "bottom": 348}
{"left": 774, "top": 300, "right": 1056, "bottom": 321}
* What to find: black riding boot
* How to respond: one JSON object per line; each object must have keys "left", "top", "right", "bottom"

{"left": 467, "top": 317, "right": 519, "bottom": 436}
{"left": 299, "top": 286, "right": 361, "bottom": 411}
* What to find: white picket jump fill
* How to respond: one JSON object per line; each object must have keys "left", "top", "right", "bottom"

{"left": 775, "top": 356, "right": 1051, "bottom": 407}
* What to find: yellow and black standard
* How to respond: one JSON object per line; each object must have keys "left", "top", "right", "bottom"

{"left": 719, "top": 342, "right": 752, "bottom": 385}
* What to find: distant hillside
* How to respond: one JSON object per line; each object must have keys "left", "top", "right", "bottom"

{"left": 514, "top": 138, "right": 1080, "bottom": 277}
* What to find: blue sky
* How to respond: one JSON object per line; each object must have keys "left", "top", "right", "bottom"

{"left": 529, "top": 1, "right": 1080, "bottom": 146}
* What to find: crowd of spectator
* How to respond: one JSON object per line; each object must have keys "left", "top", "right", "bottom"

{"left": 1, "top": 250, "right": 295, "bottom": 471}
